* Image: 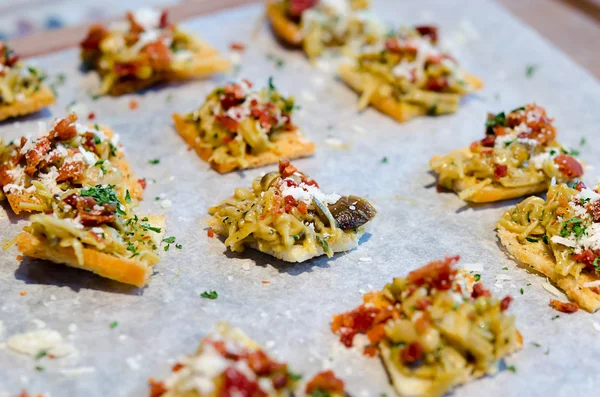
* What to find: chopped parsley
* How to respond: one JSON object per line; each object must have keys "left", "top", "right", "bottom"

{"left": 552, "top": 315, "right": 560, "bottom": 320}
{"left": 266, "top": 53, "right": 285, "bottom": 69}
{"left": 126, "top": 242, "right": 138, "bottom": 257}
{"left": 525, "top": 237, "right": 539, "bottom": 243}
{"left": 155, "top": 196, "right": 160, "bottom": 201}
{"left": 94, "top": 160, "right": 107, "bottom": 173}
{"left": 288, "top": 371, "right": 303, "bottom": 381}
{"left": 175, "top": 243, "right": 182, "bottom": 249}
{"left": 148, "top": 158, "right": 160, "bottom": 165}
{"left": 531, "top": 342, "right": 541, "bottom": 348}
{"left": 381, "top": 157, "right": 389, "bottom": 164}
{"left": 35, "top": 350, "right": 47, "bottom": 360}
{"left": 80, "top": 185, "right": 125, "bottom": 215}
{"left": 520, "top": 288, "right": 524, "bottom": 295}
{"left": 502, "top": 267, "right": 508, "bottom": 270}
{"left": 593, "top": 257, "right": 600, "bottom": 272}
{"left": 35, "top": 365, "right": 44, "bottom": 372}
{"left": 542, "top": 235, "right": 549, "bottom": 244}
{"left": 316, "top": 235, "right": 330, "bottom": 253}
{"left": 141, "top": 224, "right": 162, "bottom": 233}
{"left": 580, "top": 137, "right": 586, "bottom": 146}
{"left": 506, "top": 365, "right": 517, "bottom": 373}
{"left": 163, "top": 236, "right": 176, "bottom": 244}
{"left": 525, "top": 65, "right": 537, "bottom": 78}
{"left": 560, "top": 217, "right": 586, "bottom": 238}
{"left": 268, "top": 76, "right": 276, "bottom": 91}
{"left": 474, "top": 274, "right": 481, "bottom": 281}
{"left": 109, "top": 321, "right": 118, "bottom": 329}
{"left": 485, "top": 111, "right": 506, "bottom": 132}
{"left": 201, "top": 290, "right": 218, "bottom": 299}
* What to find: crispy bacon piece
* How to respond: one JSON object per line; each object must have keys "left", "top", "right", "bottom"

{"left": 143, "top": 41, "right": 171, "bottom": 71}
{"left": 471, "top": 282, "right": 492, "bottom": 299}
{"left": 500, "top": 296, "right": 513, "bottom": 311}
{"left": 220, "top": 83, "right": 246, "bottom": 110}
{"left": 283, "top": 195, "right": 297, "bottom": 213}
{"left": 415, "top": 25, "right": 439, "bottom": 43}
{"left": 159, "top": 10, "right": 169, "bottom": 29}
{"left": 400, "top": 342, "right": 424, "bottom": 364}
{"left": 126, "top": 11, "right": 145, "bottom": 34}
{"left": 406, "top": 256, "right": 459, "bottom": 290}
{"left": 575, "top": 181, "right": 587, "bottom": 191}
{"left": 24, "top": 138, "right": 51, "bottom": 175}
{"left": 306, "top": 370, "right": 345, "bottom": 394}
{"left": 0, "top": 164, "right": 13, "bottom": 187}
{"left": 215, "top": 115, "right": 240, "bottom": 133}
{"left": 138, "top": 178, "right": 147, "bottom": 189}
{"left": 425, "top": 76, "right": 448, "bottom": 92}
{"left": 384, "top": 38, "right": 417, "bottom": 56}
{"left": 494, "top": 164, "right": 508, "bottom": 179}
{"left": 246, "top": 350, "right": 285, "bottom": 376}
{"left": 479, "top": 135, "right": 496, "bottom": 147}
{"left": 278, "top": 159, "right": 298, "bottom": 178}
{"left": 114, "top": 61, "right": 139, "bottom": 77}
{"left": 572, "top": 249, "right": 598, "bottom": 267}
{"left": 554, "top": 155, "right": 583, "bottom": 178}
{"left": 549, "top": 299, "right": 579, "bottom": 313}
{"left": 222, "top": 367, "right": 266, "bottom": 397}
{"left": 56, "top": 161, "right": 85, "bottom": 183}
{"left": 297, "top": 201, "right": 308, "bottom": 214}
{"left": 80, "top": 24, "right": 109, "bottom": 51}
{"left": 230, "top": 42, "right": 246, "bottom": 51}
{"left": 51, "top": 113, "right": 79, "bottom": 140}
{"left": 68, "top": 196, "right": 117, "bottom": 227}
{"left": 288, "top": 0, "right": 318, "bottom": 17}
{"left": 148, "top": 378, "right": 168, "bottom": 397}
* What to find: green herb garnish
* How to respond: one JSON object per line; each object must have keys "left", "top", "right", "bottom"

{"left": 201, "top": 290, "right": 218, "bottom": 299}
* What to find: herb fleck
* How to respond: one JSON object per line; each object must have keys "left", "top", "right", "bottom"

{"left": 201, "top": 290, "right": 218, "bottom": 299}
{"left": 109, "top": 321, "right": 118, "bottom": 329}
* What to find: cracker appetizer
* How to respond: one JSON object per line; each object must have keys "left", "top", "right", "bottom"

{"left": 173, "top": 79, "right": 315, "bottom": 173}
{"left": 306, "top": 370, "right": 347, "bottom": 397}
{"left": 0, "top": 114, "right": 143, "bottom": 215}
{"left": 0, "top": 43, "right": 55, "bottom": 122}
{"left": 266, "top": 0, "right": 383, "bottom": 59}
{"left": 80, "top": 8, "right": 230, "bottom": 96}
{"left": 148, "top": 323, "right": 298, "bottom": 397}
{"left": 498, "top": 182, "right": 600, "bottom": 312}
{"left": 15, "top": 183, "right": 164, "bottom": 287}
{"left": 332, "top": 256, "right": 522, "bottom": 397}
{"left": 431, "top": 104, "right": 583, "bottom": 203}
{"left": 339, "top": 26, "right": 482, "bottom": 122}
{"left": 208, "top": 159, "right": 376, "bottom": 262}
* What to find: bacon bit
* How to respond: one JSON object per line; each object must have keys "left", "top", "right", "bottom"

{"left": 306, "top": 370, "right": 345, "bottom": 394}
{"left": 74, "top": 196, "right": 117, "bottom": 227}
{"left": 549, "top": 299, "right": 579, "bottom": 313}
{"left": 16, "top": 255, "right": 23, "bottom": 261}
{"left": 471, "top": 282, "right": 492, "bottom": 299}
{"left": 289, "top": 0, "right": 318, "bottom": 17}
{"left": 126, "top": 11, "right": 145, "bottom": 34}
{"left": 246, "top": 350, "right": 277, "bottom": 376}
{"left": 148, "top": 378, "right": 168, "bottom": 397}
{"left": 283, "top": 195, "right": 297, "bottom": 213}
{"left": 88, "top": 112, "right": 96, "bottom": 120}
{"left": 424, "top": 76, "right": 448, "bottom": 92}
{"left": 171, "top": 363, "right": 184, "bottom": 372}
{"left": 480, "top": 135, "right": 496, "bottom": 147}
{"left": 400, "top": 342, "right": 424, "bottom": 364}
{"left": 207, "top": 229, "right": 215, "bottom": 238}
{"left": 331, "top": 305, "right": 380, "bottom": 347}
{"left": 144, "top": 41, "right": 171, "bottom": 71}
{"left": 56, "top": 161, "right": 85, "bottom": 183}
{"left": 215, "top": 115, "right": 239, "bottom": 133}
{"left": 554, "top": 155, "right": 583, "bottom": 178}
{"left": 575, "top": 181, "right": 587, "bottom": 191}
{"left": 363, "top": 345, "right": 378, "bottom": 357}
{"left": 415, "top": 25, "right": 438, "bottom": 43}
{"left": 138, "top": 178, "right": 147, "bottom": 189}
{"left": 572, "top": 250, "right": 598, "bottom": 267}
{"left": 494, "top": 164, "right": 508, "bottom": 179}
{"left": 114, "top": 61, "right": 139, "bottom": 77}
{"left": 20, "top": 291, "right": 27, "bottom": 296}
{"left": 301, "top": 175, "right": 318, "bottom": 188}
{"left": 278, "top": 159, "right": 298, "bottom": 178}
{"left": 230, "top": 42, "right": 246, "bottom": 51}
{"left": 406, "top": 256, "right": 459, "bottom": 290}
{"left": 500, "top": 296, "right": 513, "bottom": 311}
{"left": 384, "top": 38, "right": 417, "bottom": 56}
{"left": 24, "top": 138, "right": 52, "bottom": 175}
{"left": 159, "top": 10, "right": 169, "bottom": 29}
{"left": 80, "top": 24, "right": 109, "bottom": 51}
{"left": 297, "top": 201, "right": 308, "bottom": 214}
{"left": 261, "top": 280, "right": 270, "bottom": 284}
{"left": 222, "top": 367, "right": 264, "bottom": 397}
{"left": 129, "top": 100, "right": 139, "bottom": 110}
{"left": 366, "top": 323, "right": 386, "bottom": 344}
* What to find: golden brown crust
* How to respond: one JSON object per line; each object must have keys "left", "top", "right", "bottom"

{"left": 265, "top": 1, "right": 304, "bottom": 46}
{"left": 430, "top": 148, "right": 548, "bottom": 203}
{"left": 497, "top": 227, "right": 600, "bottom": 312}
{"left": 16, "top": 214, "right": 165, "bottom": 287}
{"left": 338, "top": 64, "right": 483, "bottom": 123}
{"left": 173, "top": 113, "right": 316, "bottom": 173}
{"left": 0, "top": 86, "right": 55, "bottom": 122}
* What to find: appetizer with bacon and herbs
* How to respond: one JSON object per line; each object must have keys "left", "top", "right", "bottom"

{"left": 80, "top": 8, "right": 230, "bottom": 96}
{"left": 339, "top": 26, "right": 482, "bottom": 122}
{"left": 0, "top": 43, "right": 55, "bottom": 121}
{"left": 208, "top": 159, "right": 376, "bottom": 262}
{"left": 266, "top": 0, "right": 383, "bottom": 60}
{"left": 148, "top": 323, "right": 299, "bottom": 397}
{"left": 306, "top": 370, "right": 347, "bottom": 397}
{"left": 0, "top": 113, "right": 143, "bottom": 215}
{"left": 173, "top": 79, "right": 315, "bottom": 173}
{"left": 498, "top": 182, "right": 600, "bottom": 312}
{"left": 430, "top": 104, "right": 583, "bottom": 203}
{"left": 332, "top": 256, "right": 522, "bottom": 397}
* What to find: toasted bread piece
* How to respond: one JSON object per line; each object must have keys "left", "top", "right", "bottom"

{"left": 381, "top": 329, "right": 523, "bottom": 397}
{"left": 0, "top": 86, "right": 55, "bottom": 122}
{"left": 104, "top": 44, "right": 231, "bottom": 96}
{"left": 265, "top": 1, "right": 304, "bottom": 46}
{"left": 430, "top": 148, "right": 548, "bottom": 203}
{"left": 497, "top": 228, "right": 600, "bottom": 312}
{"left": 173, "top": 113, "right": 315, "bottom": 173}
{"left": 17, "top": 214, "right": 165, "bottom": 287}
{"left": 339, "top": 64, "right": 482, "bottom": 123}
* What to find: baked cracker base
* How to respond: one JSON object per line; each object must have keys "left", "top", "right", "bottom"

{"left": 0, "top": 86, "right": 55, "bottom": 122}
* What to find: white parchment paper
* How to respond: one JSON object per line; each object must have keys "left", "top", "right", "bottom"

{"left": 1, "top": 1, "right": 600, "bottom": 396}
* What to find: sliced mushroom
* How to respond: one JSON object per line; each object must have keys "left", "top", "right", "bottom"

{"left": 328, "top": 196, "right": 376, "bottom": 230}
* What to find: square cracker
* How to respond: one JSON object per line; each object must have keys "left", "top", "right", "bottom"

{"left": 429, "top": 148, "right": 548, "bottom": 203}
{"left": 172, "top": 113, "right": 315, "bottom": 174}
{"left": 338, "top": 63, "right": 483, "bottom": 123}
{"left": 498, "top": 227, "right": 600, "bottom": 312}
{"left": 16, "top": 214, "right": 165, "bottom": 287}
{"left": 0, "top": 86, "right": 55, "bottom": 122}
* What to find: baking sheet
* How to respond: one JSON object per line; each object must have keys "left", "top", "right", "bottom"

{"left": 1, "top": 0, "right": 600, "bottom": 395}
